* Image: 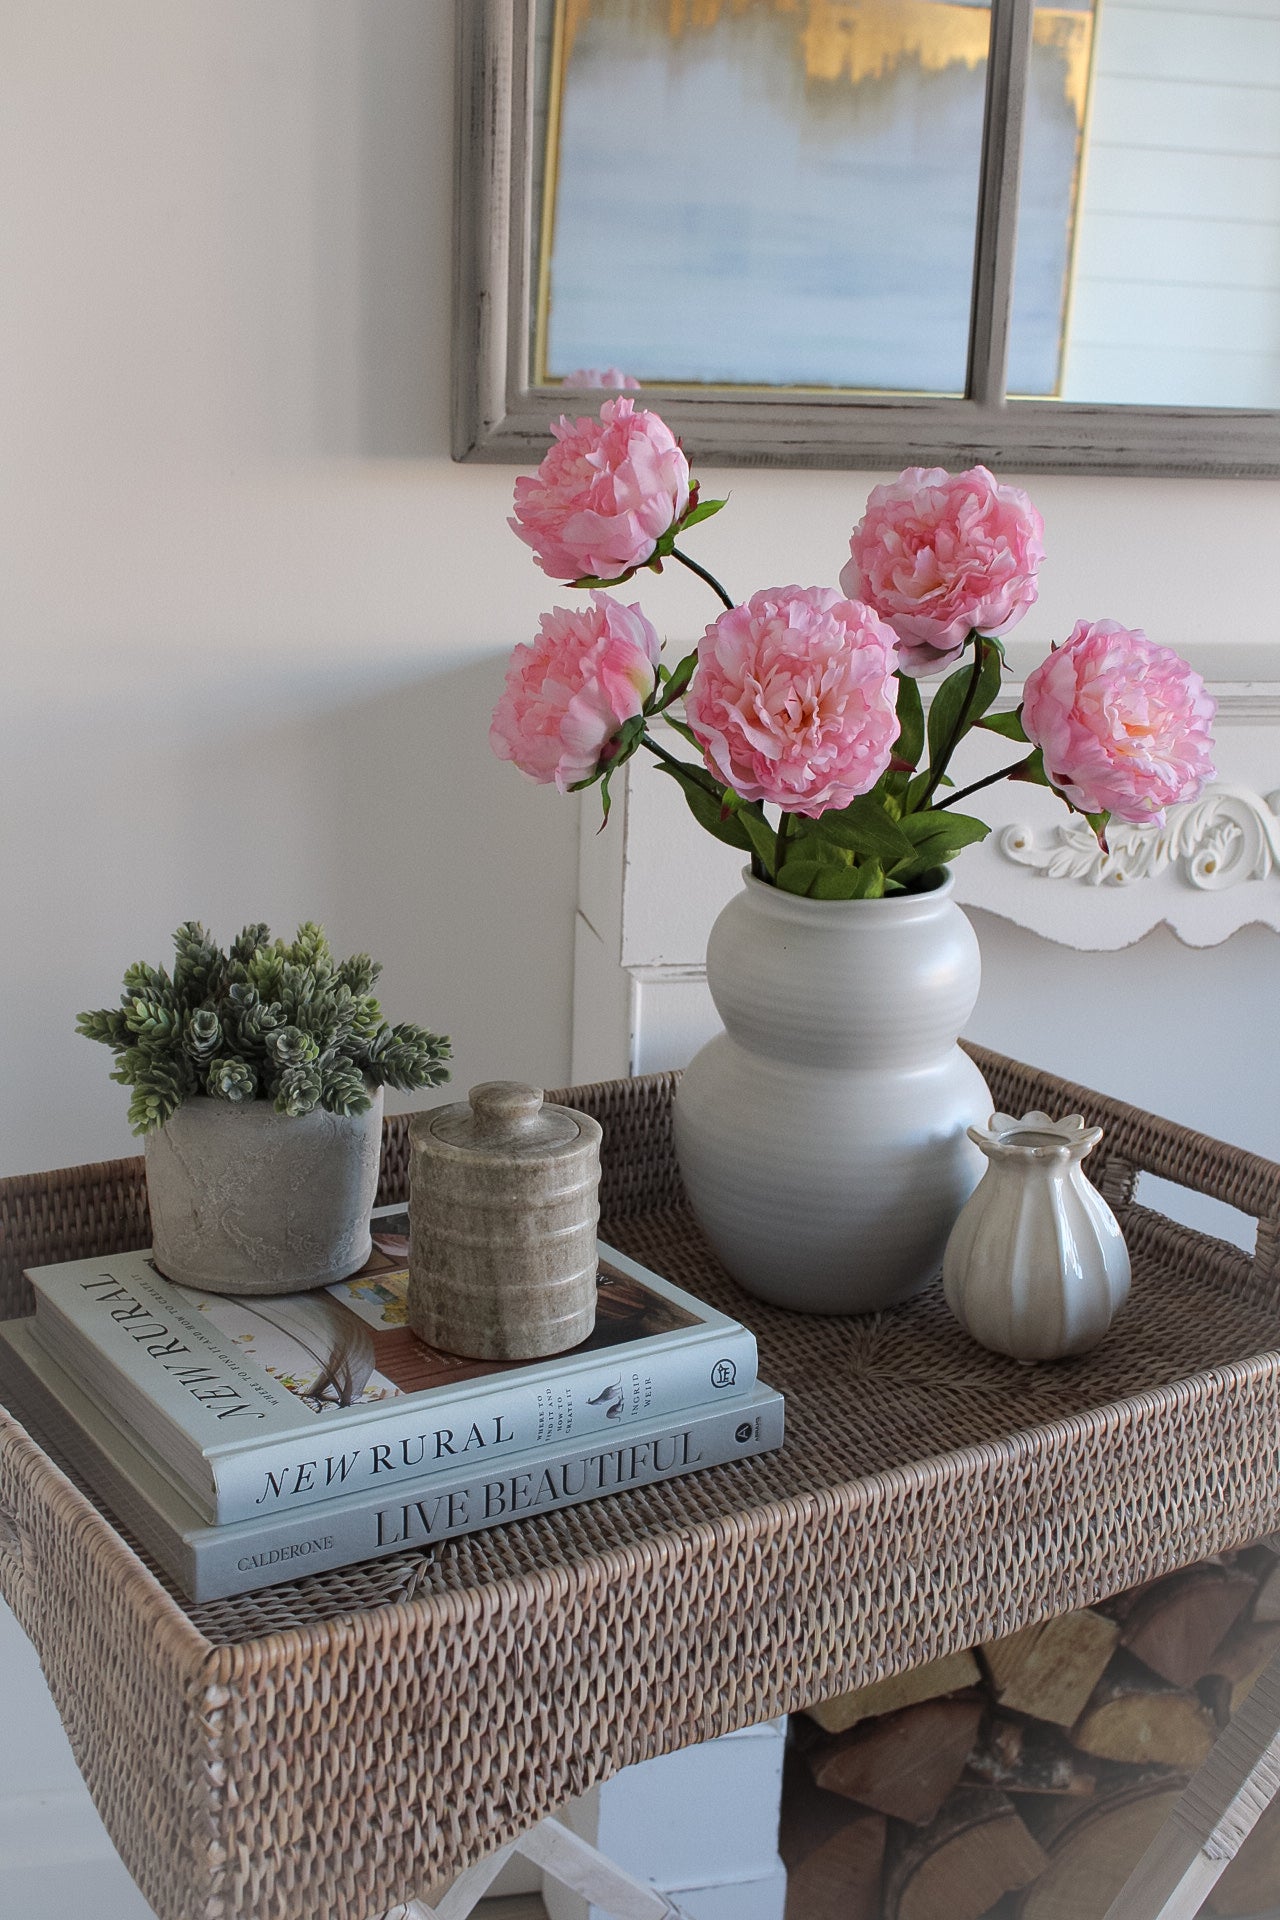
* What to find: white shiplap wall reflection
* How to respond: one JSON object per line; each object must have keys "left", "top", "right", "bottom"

{"left": 1059, "top": 0, "right": 1280, "bottom": 407}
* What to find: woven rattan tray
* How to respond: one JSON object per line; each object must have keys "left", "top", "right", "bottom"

{"left": 2, "top": 1046, "right": 1280, "bottom": 1920}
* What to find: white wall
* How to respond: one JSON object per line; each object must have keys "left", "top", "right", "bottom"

{"left": 3, "top": 0, "right": 1280, "bottom": 1180}
{"left": 3, "top": 4, "right": 1280, "bottom": 1916}
{"left": 0, "top": 0, "right": 584, "bottom": 1180}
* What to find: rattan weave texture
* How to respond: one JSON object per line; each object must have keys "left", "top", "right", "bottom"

{"left": 2, "top": 1048, "right": 1279, "bottom": 1920}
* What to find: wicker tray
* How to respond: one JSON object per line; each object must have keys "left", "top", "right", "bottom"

{"left": 2, "top": 1047, "right": 1280, "bottom": 1920}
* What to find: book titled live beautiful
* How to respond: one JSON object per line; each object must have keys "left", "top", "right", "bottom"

{"left": 0, "top": 1318, "right": 784, "bottom": 1604}
{"left": 25, "top": 1209, "right": 759, "bottom": 1525}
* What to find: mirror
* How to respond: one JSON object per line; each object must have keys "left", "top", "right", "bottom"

{"left": 455, "top": 0, "right": 1280, "bottom": 473}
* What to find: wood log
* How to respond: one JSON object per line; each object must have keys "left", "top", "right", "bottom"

{"left": 1072, "top": 1652, "right": 1218, "bottom": 1769}
{"left": 807, "top": 1695, "right": 983, "bottom": 1826}
{"left": 883, "top": 1786, "right": 1047, "bottom": 1920}
{"left": 979, "top": 1609, "right": 1119, "bottom": 1727}
{"left": 779, "top": 1749, "right": 886, "bottom": 1920}
{"left": 965, "top": 1714, "right": 1097, "bottom": 1797}
{"left": 1206, "top": 1790, "right": 1280, "bottom": 1916}
{"left": 1204, "top": 1618, "right": 1280, "bottom": 1718}
{"left": 802, "top": 1647, "right": 982, "bottom": 1735}
{"left": 1249, "top": 1556, "right": 1280, "bottom": 1624}
{"left": 1016, "top": 1778, "right": 1187, "bottom": 1920}
{"left": 1120, "top": 1564, "right": 1256, "bottom": 1687}
{"left": 782, "top": 1808, "right": 885, "bottom": 1920}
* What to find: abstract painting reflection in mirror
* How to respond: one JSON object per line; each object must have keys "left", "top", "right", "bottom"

{"left": 535, "top": 0, "right": 1096, "bottom": 397}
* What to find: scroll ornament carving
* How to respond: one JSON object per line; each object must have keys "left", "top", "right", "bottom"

{"left": 998, "top": 785, "right": 1280, "bottom": 890}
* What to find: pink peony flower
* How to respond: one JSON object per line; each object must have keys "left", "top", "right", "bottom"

{"left": 560, "top": 367, "right": 641, "bottom": 390}
{"left": 1021, "top": 620, "right": 1216, "bottom": 825}
{"left": 510, "top": 397, "right": 690, "bottom": 583}
{"left": 489, "top": 592, "right": 661, "bottom": 793}
{"left": 685, "top": 586, "right": 901, "bottom": 817}
{"left": 841, "top": 465, "right": 1044, "bottom": 676}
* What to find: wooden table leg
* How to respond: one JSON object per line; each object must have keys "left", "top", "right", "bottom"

{"left": 518, "top": 1818, "right": 693, "bottom": 1917}
{"left": 1104, "top": 1648, "right": 1280, "bottom": 1920}
{"left": 381, "top": 1841, "right": 519, "bottom": 1920}
{"left": 389, "top": 1816, "right": 694, "bottom": 1920}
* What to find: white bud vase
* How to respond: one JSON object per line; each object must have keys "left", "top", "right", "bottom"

{"left": 942, "top": 1111, "right": 1132, "bottom": 1360}
{"left": 672, "top": 869, "right": 991, "bottom": 1313}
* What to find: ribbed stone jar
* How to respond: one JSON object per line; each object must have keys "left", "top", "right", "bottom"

{"left": 408, "top": 1082, "right": 601, "bottom": 1360}
{"left": 673, "top": 871, "right": 991, "bottom": 1314}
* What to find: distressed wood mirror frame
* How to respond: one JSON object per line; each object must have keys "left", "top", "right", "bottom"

{"left": 453, "top": 0, "right": 1280, "bottom": 477}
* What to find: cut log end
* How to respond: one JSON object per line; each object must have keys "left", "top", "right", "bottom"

{"left": 884, "top": 1787, "right": 1048, "bottom": 1920}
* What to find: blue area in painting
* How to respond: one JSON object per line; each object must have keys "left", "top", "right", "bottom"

{"left": 546, "top": 5, "right": 1085, "bottom": 397}
{"left": 547, "top": 9, "right": 987, "bottom": 393}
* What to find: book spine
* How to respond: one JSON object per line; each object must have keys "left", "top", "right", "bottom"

{"left": 192, "top": 1394, "right": 784, "bottom": 1601}
{"left": 210, "top": 1324, "right": 759, "bottom": 1523}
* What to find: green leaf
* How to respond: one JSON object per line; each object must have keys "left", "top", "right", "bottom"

{"left": 808, "top": 796, "right": 914, "bottom": 867}
{"left": 894, "top": 673, "right": 924, "bottom": 771}
{"left": 652, "top": 759, "right": 753, "bottom": 853}
{"left": 775, "top": 832, "right": 894, "bottom": 900}
{"left": 570, "top": 567, "right": 637, "bottom": 590}
{"left": 655, "top": 651, "right": 697, "bottom": 706}
{"left": 848, "top": 858, "right": 886, "bottom": 899}
{"left": 979, "top": 707, "right": 1029, "bottom": 743}
{"left": 776, "top": 852, "right": 888, "bottom": 900}
{"left": 1008, "top": 746, "right": 1050, "bottom": 787}
{"left": 567, "top": 715, "right": 645, "bottom": 800}
{"left": 926, "top": 639, "right": 1005, "bottom": 774}
{"left": 775, "top": 849, "right": 852, "bottom": 899}
{"left": 895, "top": 811, "right": 991, "bottom": 868}
{"left": 904, "top": 769, "right": 934, "bottom": 811}
{"left": 678, "top": 497, "right": 727, "bottom": 531}
{"left": 597, "top": 762, "right": 618, "bottom": 829}
{"left": 732, "top": 803, "right": 780, "bottom": 879}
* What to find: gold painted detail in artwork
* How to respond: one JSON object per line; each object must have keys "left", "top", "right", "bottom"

{"left": 560, "top": 0, "right": 1093, "bottom": 126}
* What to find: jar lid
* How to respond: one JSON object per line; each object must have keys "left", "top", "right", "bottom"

{"left": 416, "top": 1082, "right": 592, "bottom": 1158}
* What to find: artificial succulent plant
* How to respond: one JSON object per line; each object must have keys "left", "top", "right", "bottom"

{"left": 78, "top": 921, "right": 451, "bottom": 1135}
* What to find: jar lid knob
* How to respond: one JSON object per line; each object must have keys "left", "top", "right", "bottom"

{"left": 468, "top": 1081, "right": 544, "bottom": 1141}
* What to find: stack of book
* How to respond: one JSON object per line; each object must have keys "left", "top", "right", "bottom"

{"left": 0, "top": 1206, "right": 782, "bottom": 1602}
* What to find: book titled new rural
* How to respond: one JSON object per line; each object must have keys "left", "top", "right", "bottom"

{"left": 0, "top": 1318, "right": 784, "bottom": 1603}
{"left": 25, "top": 1209, "right": 759, "bottom": 1525}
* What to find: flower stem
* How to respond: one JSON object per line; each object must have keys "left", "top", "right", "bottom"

{"left": 776, "top": 810, "right": 793, "bottom": 873}
{"left": 670, "top": 545, "right": 735, "bottom": 612}
{"left": 934, "top": 753, "right": 1036, "bottom": 811}
{"left": 639, "top": 731, "right": 692, "bottom": 776}
{"left": 917, "top": 633, "right": 984, "bottom": 809}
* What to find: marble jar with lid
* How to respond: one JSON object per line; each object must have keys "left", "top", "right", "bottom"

{"left": 408, "top": 1081, "right": 602, "bottom": 1360}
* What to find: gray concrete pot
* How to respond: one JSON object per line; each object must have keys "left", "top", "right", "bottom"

{"left": 144, "top": 1089, "right": 384, "bottom": 1295}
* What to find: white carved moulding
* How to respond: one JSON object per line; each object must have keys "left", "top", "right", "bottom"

{"left": 998, "top": 786, "right": 1280, "bottom": 891}
{"left": 947, "top": 688, "right": 1280, "bottom": 949}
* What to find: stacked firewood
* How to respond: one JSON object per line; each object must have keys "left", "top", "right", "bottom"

{"left": 783, "top": 1546, "right": 1280, "bottom": 1920}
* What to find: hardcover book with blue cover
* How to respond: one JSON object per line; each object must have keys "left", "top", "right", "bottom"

{"left": 25, "top": 1208, "right": 760, "bottom": 1525}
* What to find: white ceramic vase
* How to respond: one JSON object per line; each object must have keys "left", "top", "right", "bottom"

{"left": 942, "top": 1110, "right": 1131, "bottom": 1361}
{"left": 672, "top": 871, "right": 991, "bottom": 1313}
{"left": 145, "top": 1089, "right": 384, "bottom": 1295}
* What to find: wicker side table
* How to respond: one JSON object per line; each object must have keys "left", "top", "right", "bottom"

{"left": 2, "top": 1047, "right": 1280, "bottom": 1920}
